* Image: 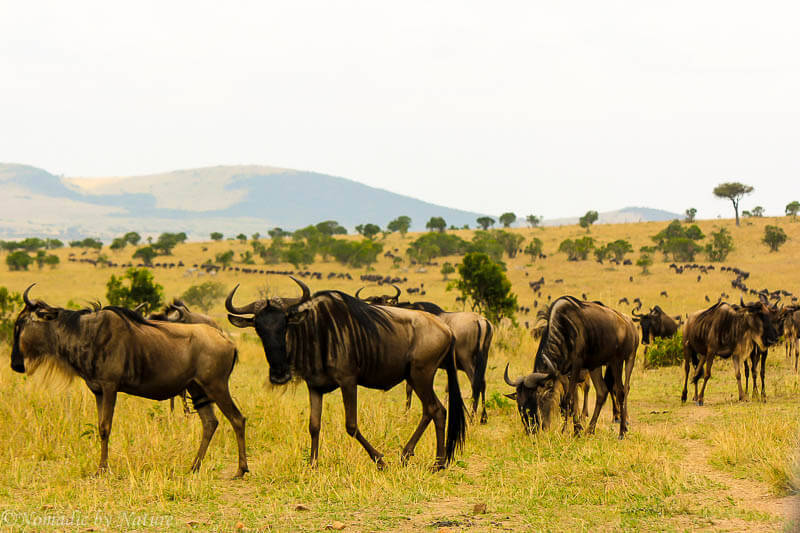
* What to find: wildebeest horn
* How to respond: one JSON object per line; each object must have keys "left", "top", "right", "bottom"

{"left": 391, "top": 284, "right": 401, "bottom": 301}
{"left": 22, "top": 283, "right": 36, "bottom": 307}
{"left": 133, "top": 302, "right": 147, "bottom": 314}
{"left": 631, "top": 308, "right": 643, "bottom": 317}
{"left": 225, "top": 284, "right": 263, "bottom": 315}
{"left": 541, "top": 354, "right": 558, "bottom": 375}
{"left": 740, "top": 296, "right": 745, "bottom": 307}
{"left": 503, "top": 363, "right": 522, "bottom": 387}
{"left": 523, "top": 372, "right": 551, "bottom": 388}
{"left": 289, "top": 275, "right": 311, "bottom": 303}
{"left": 355, "top": 286, "right": 366, "bottom": 300}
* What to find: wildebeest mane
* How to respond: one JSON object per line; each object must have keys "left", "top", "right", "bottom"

{"left": 397, "top": 301, "right": 446, "bottom": 315}
{"left": 533, "top": 296, "right": 587, "bottom": 374}
{"left": 287, "top": 291, "right": 396, "bottom": 377}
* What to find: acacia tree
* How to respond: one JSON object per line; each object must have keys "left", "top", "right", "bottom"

{"left": 387, "top": 216, "right": 412, "bottom": 236}
{"left": 425, "top": 217, "right": 447, "bottom": 233}
{"left": 579, "top": 210, "right": 599, "bottom": 232}
{"left": 684, "top": 208, "right": 697, "bottom": 223}
{"left": 713, "top": 182, "right": 753, "bottom": 226}
{"left": 498, "top": 212, "right": 516, "bottom": 228}
{"left": 476, "top": 216, "right": 495, "bottom": 230}
{"left": 785, "top": 201, "right": 800, "bottom": 220}
{"left": 526, "top": 214, "right": 541, "bottom": 228}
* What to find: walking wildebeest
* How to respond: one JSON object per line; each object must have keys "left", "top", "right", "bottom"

{"left": 226, "top": 277, "right": 466, "bottom": 470}
{"left": 10, "top": 285, "right": 248, "bottom": 477}
{"left": 356, "top": 286, "right": 493, "bottom": 424}
{"left": 681, "top": 300, "right": 779, "bottom": 405}
{"left": 504, "top": 296, "right": 638, "bottom": 438}
{"left": 631, "top": 306, "right": 679, "bottom": 345}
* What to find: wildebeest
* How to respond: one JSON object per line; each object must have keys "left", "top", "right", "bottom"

{"left": 631, "top": 306, "right": 679, "bottom": 345}
{"left": 141, "top": 299, "right": 224, "bottom": 413}
{"left": 226, "top": 277, "right": 466, "bottom": 470}
{"left": 147, "top": 298, "right": 221, "bottom": 329}
{"left": 681, "top": 300, "right": 779, "bottom": 405}
{"left": 10, "top": 285, "right": 248, "bottom": 477}
{"left": 504, "top": 296, "right": 638, "bottom": 438}
{"left": 780, "top": 306, "right": 800, "bottom": 371}
{"left": 356, "top": 286, "right": 494, "bottom": 424}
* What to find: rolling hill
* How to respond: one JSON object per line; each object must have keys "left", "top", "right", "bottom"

{"left": 0, "top": 163, "right": 681, "bottom": 240}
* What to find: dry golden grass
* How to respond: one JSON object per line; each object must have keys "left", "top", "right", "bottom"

{"left": 0, "top": 216, "right": 799, "bottom": 531}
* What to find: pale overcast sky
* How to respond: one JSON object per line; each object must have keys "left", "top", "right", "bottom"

{"left": 2, "top": 1, "right": 798, "bottom": 220}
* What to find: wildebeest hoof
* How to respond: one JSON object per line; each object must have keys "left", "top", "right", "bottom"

{"left": 612, "top": 417, "right": 621, "bottom": 424}
{"left": 232, "top": 467, "right": 249, "bottom": 479}
{"left": 400, "top": 450, "right": 414, "bottom": 466}
{"left": 480, "top": 413, "right": 488, "bottom": 425}
{"left": 696, "top": 399, "right": 704, "bottom": 406}
{"left": 375, "top": 457, "right": 386, "bottom": 471}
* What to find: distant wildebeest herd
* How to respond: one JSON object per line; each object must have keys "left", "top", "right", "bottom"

{"left": 8, "top": 265, "right": 800, "bottom": 477}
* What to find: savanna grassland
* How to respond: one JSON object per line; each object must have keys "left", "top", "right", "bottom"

{"left": 0, "top": 217, "right": 799, "bottom": 532}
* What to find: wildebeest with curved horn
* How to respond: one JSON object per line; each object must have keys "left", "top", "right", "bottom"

{"left": 681, "top": 299, "right": 779, "bottom": 405}
{"left": 631, "top": 305, "right": 679, "bottom": 345}
{"left": 356, "top": 285, "right": 493, "bottom": 424}
{"left": 10, "top": 285, "right": 248, "bottom": 477}
{"left": 504, "top": 296, "right": 638, "bottom": 438}
{"left": 226, "top": 276, "right": 466, "bottom": 470}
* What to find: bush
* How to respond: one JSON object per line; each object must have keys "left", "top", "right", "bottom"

{"left": 330, "top": 239, "right": 383, "bottom": 268}
{"left": 524, "top": 238, "right": 543, "bottom": 261}
{"left": 558, "top": 236, "right": 595, "bottom": 261}
{"left": 644, "top": 331, "right": 683, "bottom": 368}
{"left": 705, "top": 228, "right": 734, "bottom": 261}
{"left": 180, "top": 281, "right": 226, "bottom": 312}
{"left": 450, "top": 252, "right": 517, "bottom": 324}
{"left": 106, "top": 268, "right": 163, "bottom": 310}
{"left": 763, "top": 225, "right": 788, "bottom": 252}
{"left": 407, "top": 233, "right": 469, "bottom": 263}
{"left": 132, "top": 246, "right": 157, "bottom": 266}
{"left": 215, "top": 250, "right": 235, "bottom": 266}
{"left": 210, "top": 232, "right": 223, "bottom": 241}
{"left": 6, "top": 251, "right": 33, "bottom": 271}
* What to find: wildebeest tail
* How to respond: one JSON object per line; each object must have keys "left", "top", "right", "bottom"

{"left": 470, "top": 321, "right": 492, "bottom": 407}
{"left": 445, "top": 337, "right": 467, "bottom": 465}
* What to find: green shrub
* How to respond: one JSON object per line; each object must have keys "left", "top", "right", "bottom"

{"left": 180, "top": 281, "right": 226, "bottom": 312}
{"left": 106, "top": 268, "right": 163, "bottom": 310}
{"left": 0, "top": 287, "right": 23, "bottom": 344}
{"left": 644, "top": 331, "right": 683, "bottom": 368}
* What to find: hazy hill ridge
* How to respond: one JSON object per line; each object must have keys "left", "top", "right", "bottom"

{"left": 0, "top": 163, "right": 680, "bottom": 240}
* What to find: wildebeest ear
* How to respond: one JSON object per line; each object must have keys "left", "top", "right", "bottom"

{"left": 504, "top": 392, "right": 517, "bottom": 400}
{"left": 35, "top": 308, "right": 58, "bottom": 321}
{"left": 287, "top": 308, "right": 309, "bottom": 325}
{"left": 227, "top": 314, "right": 254, "bottom": 328}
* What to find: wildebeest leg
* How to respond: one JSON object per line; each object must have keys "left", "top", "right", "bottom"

{"left": 95, "top": 386, "right": 117, "bottom": 473}
{"left": 169, "top": 396, "right": 175, "bottom": 412}
{"left": 620, "top": 349, "right": 636, "bottom": 438}
{"left": 191, "top": 406, "right": 218, "bottom": 472}
{"left": 585, "top": 368, "right": 608, "bottom": 435}
{"left": 732, "top": 352, "right": 746, "bottom": 402}
{"left": 681, "top": 346, "right": 693, "bottom": 403}
{"left": 308, "top": 387, "right": 323, "bottom": 468}
{"left": 341, "top": 384, "right": 386, "bottom": 469}
{"left": 202, "top": 382, "right": 248, "bottom": 478}
{"left": 402, "top": 373, "right": 447, "bottom": 469}
{"left": 479, "top": 387, "right": 488, "bottom": 426}
{"left": 609, "top": 362, "right": 627, "bottom": 438}
{"left": 760, "top": 349, "right": 767, "bottom": 401}
{"left": 696, "top": 355, "right": 714, "bottom": 406}
{"left": 566, "top": 368, "right": 582, "bottom": 435}
{"left": 744, "top": 355, "right": 751, "bottom": 396}
{"left": 405, "top": 382, "right": 413, "bottom": 411}
{"left": 581, "top": 379, "right": 590, "bottom": 419}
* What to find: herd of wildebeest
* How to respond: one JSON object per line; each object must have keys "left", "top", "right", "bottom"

{"left": 7, "top": 264, "right": 800, "bottom": 477}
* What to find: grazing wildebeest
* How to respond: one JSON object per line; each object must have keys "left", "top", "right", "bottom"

{"left": 10, "top": 285, "right": 248, "bottom": 476}
{"left": 226, "top": 277, "right": 466, "bottom": 470}
{"left": 631, "top": 306, "right": 679, "bottom": 345}
{"left": 503, "top": 296, "right": 638, "bottom": 438}
{"left": 681, "top": 300, "right": 779, "bottom": 405}
{"left": 356, "top": 286, "right": 494, "bottom": 424}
